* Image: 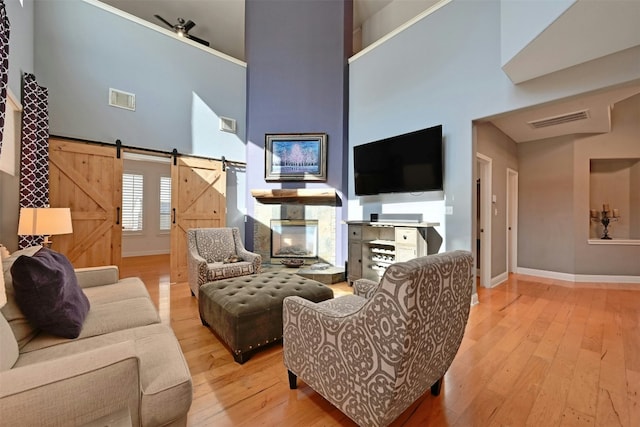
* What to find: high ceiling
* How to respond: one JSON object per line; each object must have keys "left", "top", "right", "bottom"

{"left": 99, "top": 0, "right": 394, "bottom": 61}
{"left": 97, "top": 0, "right": 640, "bottom": 143}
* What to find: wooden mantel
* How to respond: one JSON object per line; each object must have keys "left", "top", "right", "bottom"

{"left": 251, "top": 189, "right": 339, "bottom": 205}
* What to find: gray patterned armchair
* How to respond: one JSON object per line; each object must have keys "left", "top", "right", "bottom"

{"left": 283, "top": 250, "right": 473, "bottom": 427}
{"left": 187, "top": 227, "right": 262, "bottom": 298}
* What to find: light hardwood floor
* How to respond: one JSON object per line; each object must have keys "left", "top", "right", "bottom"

{"left": 121, "top": 255, "right": 640, "bottom": 426}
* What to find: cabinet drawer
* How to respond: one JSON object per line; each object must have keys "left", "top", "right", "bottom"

{"left": 395, "top": 227, "right": 418, "bottom": 246}
{"left": 395, "top": 247, "right": 417, "bottom": 263}
{"left": 348, "top": 225, "right": 362, "bottom": 240}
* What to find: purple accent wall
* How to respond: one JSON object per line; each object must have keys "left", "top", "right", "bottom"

{"left": 245, "top": 0, "right": 352, "bottom": 265}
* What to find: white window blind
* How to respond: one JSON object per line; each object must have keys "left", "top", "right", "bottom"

{"left": 159, "top": 176, "right": 171, "bottom": 231}
{"left": 122, "top": 173, "right": 144, "bottom": 231}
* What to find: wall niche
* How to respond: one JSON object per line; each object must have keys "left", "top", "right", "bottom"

{"left": 589, "top": 158, "right": 640, "bottom": 240}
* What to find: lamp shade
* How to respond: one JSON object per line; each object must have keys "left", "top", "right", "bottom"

{"left": 18, "top": 208, "right": 73, "bottom": 236}
{"left": 0, "top": 267, "right": 6, "bottom": 308}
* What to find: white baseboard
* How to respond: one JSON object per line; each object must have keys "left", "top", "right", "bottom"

{"left": 470, "top": 293, "right": 479, "bottom": 306}
{"left": 491, "top": 272, "right": 509, "bottom": 288}
{"left": 122, "top": 249, "right": 170, "bottom": 258}
{"left": 517, "top": 267, "right": 640, "bottom": 284}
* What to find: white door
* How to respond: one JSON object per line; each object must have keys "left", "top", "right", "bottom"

{"left": 476, "top": 153, "right": 492, "bottom": 288}
{"left": 506, "top": 168, "right": 518, "bottom": 274}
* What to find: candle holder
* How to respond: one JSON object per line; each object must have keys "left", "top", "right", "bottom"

{"left": 590, "top": 208, "right": 619, "bottom": 240}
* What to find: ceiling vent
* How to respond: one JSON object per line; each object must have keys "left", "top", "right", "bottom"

{"left": 109, "top": 88, "right": 136, "bottom": 111}
{"left": 527, "top": 109, "right": 590, "bottom": 129}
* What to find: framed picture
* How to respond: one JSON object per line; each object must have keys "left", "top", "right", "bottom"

{"left": 265, "top": 133, "right": 327, "bottom": 182}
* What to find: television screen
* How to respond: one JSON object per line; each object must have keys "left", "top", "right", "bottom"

{"left": 354, "top": 125, "right": 443, "bottom": 196}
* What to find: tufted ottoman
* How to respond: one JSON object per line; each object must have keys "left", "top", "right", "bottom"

{"left": 198, "top": 271, "right": 334, "bottom": 363}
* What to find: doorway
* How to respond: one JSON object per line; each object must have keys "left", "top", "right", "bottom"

{"left": 476, "top": 153, "right": 492, "bottom": 288}
{"left": 122, "top": 151, "right": 172, "bottom": 258}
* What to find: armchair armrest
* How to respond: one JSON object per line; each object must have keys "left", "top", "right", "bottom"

{"left": 187, "top": 246, "right": 209, "bottom": 290}
{"left": 283, "top": 295, "right": 355, "bottom": 319}
{"left": 236, "top": 248, "right": 262, "bottom": 274}
{"left": 353, "top": 278, "right": 378, "bottom": 299}
{"left": 0, "top": 341, "right": 141, "bottom": 426}
{"left": 74, "top": 266, "right": 120, "bottom": 288}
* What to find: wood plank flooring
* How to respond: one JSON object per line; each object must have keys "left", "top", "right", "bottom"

{"left": 121, "top": 255, "right": 640, "bottom": 426}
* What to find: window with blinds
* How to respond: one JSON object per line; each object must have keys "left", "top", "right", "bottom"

{"left": 159, "top": 176, "right": 171, "bottom": 231}
{"left": 122, "top": 173, "right": 144, "bottom": 232}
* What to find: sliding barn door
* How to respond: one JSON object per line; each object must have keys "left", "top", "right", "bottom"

{"left": 170, "top": 156, "right": 226, "bottom": 283}
{"left": 49, "top": 138, "right": 122, "bottom": 268}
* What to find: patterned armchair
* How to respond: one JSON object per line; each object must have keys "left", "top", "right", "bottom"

{"left": 187, "top": 227, "right": 262, "bottom": 298}
{"left": 283, "top": 250, "right": 473, "bottom": 427}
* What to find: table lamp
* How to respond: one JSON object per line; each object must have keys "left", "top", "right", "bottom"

{"left": 0, "top": 267, "right": 6, "bottom": 308}
{"left": 18, "top": 207, "right": 73, "bottom": 248}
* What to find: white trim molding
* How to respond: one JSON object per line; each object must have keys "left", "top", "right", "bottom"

{"left": 491, "top": 272, "right": 509, "bottom": 288}
{"left": 349, "top": 0, "right": 452, "bottom": 64}
{"left": 588, "top": 239, "right": 640, "bottom": 246}
{"left": 517, "top": 267, "right": 640, "bottom": 284}
{"left": 122, "top": 249, "right": 170, "bottom": 258}
{"left": 471, "top": 293, "right": 479, "bottom": 306}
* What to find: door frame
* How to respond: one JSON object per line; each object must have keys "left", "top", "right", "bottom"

{"left": 506, "top": 168, "right": 518, "bottom": 274}
{"left": 476, "top": 153, "right": 492, "bottom": 288}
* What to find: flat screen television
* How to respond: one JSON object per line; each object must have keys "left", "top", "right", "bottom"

{"left": 354, "top": 125, "right": 443, "bottom": 196}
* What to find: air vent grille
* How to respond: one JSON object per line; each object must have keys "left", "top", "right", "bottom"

{"left": 528, "top": 110, "right": 589, "bottom": 129}
{"left": 109, "top": 88, "right": 136, "bottom": 111}
{"left": 219, "top": 116, "right": 237, "bottom": 133}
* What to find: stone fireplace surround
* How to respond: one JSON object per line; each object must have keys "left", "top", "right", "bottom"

{"left": 251, "top": 189, "right": 338, "bottom": 266}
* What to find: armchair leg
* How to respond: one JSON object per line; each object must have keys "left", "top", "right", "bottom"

{"left": 288, "top": 370, "right": 297, "bottom": 389}
{"left": 431, "top": 377, "right": 443, "bottom": 396}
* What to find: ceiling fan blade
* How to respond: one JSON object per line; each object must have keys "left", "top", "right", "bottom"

{"left": 154, "top": 14, "right": 174, "bottom": 30}
{"left": 183, "top": 20, "right": 196, "bottom": 33}
{"left": 187, "top": 34, "right": 210, "bottom": 47}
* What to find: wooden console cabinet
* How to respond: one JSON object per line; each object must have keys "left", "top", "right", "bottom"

{"left": 346, "top": 221, "right": 440, "bottom": 284}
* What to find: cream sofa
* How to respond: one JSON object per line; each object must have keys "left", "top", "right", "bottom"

{"left": 0, "top": 247, "right": 193, "bottom": 426}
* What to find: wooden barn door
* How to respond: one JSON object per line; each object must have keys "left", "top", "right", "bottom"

{"left": 170, "top": 156, "right": 226, "bottom": 283}
{"left": 49, "top": 138, "right": 122, "bottom": 268}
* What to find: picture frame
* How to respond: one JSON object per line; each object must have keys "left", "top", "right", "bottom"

{"left": 265, "top": 133, "right": 327, "bottom": 182}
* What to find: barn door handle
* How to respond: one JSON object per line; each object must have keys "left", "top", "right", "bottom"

{"left": 172, "top": 208, "right": 176, "bottom": 224}
{"left": 116, "top": 207, "right": 121, "bottom": 225}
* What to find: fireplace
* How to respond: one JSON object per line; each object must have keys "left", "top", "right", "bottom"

{"left": 271, "top": 220, "right": 318, "bottom": 259}
{"left": 252, "top": 189, "right": 338, "bottom": 265}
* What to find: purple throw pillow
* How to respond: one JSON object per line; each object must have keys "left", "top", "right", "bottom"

{"left": 10, "top": 247, "right": 90, "bottom": 339}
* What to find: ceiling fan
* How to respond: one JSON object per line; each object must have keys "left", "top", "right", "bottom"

{"left": 154, "top": 15, "right": 210, "bottom": 47}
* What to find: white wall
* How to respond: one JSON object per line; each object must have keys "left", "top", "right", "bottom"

{"left": 1, "top": 0, "right": 34, "bottom": 251}
{"left": 5, "top": 0, "right": 34, "bottom": 96}
{"left": 500, "top": 0, "right": 574, "bottom": 66}
{"left": 349, "top": 0, "right": 640, "bottom": 263}
{"left": 34, "top": 0, "right": 247, "bottom": 163}
{"left": 360, "top": 0, "right": 438, "bottom": 50}
{"left": 2, "top": 0, "right": 249, "bottom": 244}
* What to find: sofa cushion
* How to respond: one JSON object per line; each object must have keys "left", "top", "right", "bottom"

{"left": 11, "top": 248, "right": 90, "bottom": 339}
{"left": 0, "top": 315, "right": 18, "bottom": 371}
{"left": 1, "top": 246, "right": 43, "bottom": 348}
{"left": 206, "top": 261, "right": 255, "bottom": 281}
{"left": 81, "top": 277, "right": 152, "bottom": 305}
{"left": 21, "top": 296, "right": 161, "bottom": 353}
{"left": 13, "top": 323, "right": 193, "bottom": 426}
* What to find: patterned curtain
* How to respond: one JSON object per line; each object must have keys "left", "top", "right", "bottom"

{"left": 0, "top": 0, "right": 10, "bottom": 153}
{"left": 19, "top": 73, "right": 49, "bottom": 249}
